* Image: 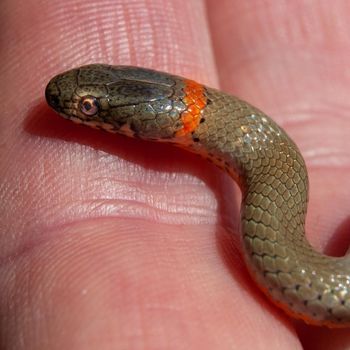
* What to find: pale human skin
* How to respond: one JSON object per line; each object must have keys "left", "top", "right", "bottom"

{"left": 1, "top": 0, "right": 350, "bottom": 349}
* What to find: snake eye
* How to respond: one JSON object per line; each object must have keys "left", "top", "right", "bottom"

{"left": 80, "top": 96, "right": 99, "bottom": 116}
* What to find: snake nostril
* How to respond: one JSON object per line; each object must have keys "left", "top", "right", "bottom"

{"left": 46, "top": 92, "right": 60, "bottom": 109}
{"left": 50, "top": 95, "right": 60, "bottom": 107}
{"left": 45, "top": 81, "right": 60, "bottom": 109}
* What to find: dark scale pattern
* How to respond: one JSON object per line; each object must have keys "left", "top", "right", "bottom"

{"left": 46, "top": 64, "right": 350, "bottom": 327}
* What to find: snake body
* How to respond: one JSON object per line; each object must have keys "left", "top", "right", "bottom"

{"left": 45, "top": 64, "right": 350, "bottom": 327}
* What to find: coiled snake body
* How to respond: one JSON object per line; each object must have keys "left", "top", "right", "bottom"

{"left": 46, "top": 64, "right": 350, "bottom": 327}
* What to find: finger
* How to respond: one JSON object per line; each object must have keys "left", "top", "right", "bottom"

{"left": 1, "top": 1, "right": 218, "bottom": 349}
{"left": 207, "top": 0, "right": 350, "bottom": 345}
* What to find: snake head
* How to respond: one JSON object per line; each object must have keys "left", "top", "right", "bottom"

{"left": 45, "top": 64, "right": 195, "bottom": 140}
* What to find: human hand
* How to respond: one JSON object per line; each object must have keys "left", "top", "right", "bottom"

{"left": 2, "top": 1, "right": 350, "bottom": 349}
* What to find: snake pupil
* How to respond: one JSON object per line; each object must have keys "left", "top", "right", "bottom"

{"left": 84, "top": 102, "right": 91, "bottom": 110}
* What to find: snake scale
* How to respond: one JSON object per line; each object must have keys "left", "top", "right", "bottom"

{"left": 45, "top": 64, "right": 350, "bottom": 327}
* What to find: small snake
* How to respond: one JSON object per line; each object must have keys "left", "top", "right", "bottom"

{"left": 45, "top": 64, "right": 350, "bottom": 327}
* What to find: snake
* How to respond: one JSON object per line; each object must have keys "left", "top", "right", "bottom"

{"left": 45, "top": 64, "right": 350, "bottom": 327}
